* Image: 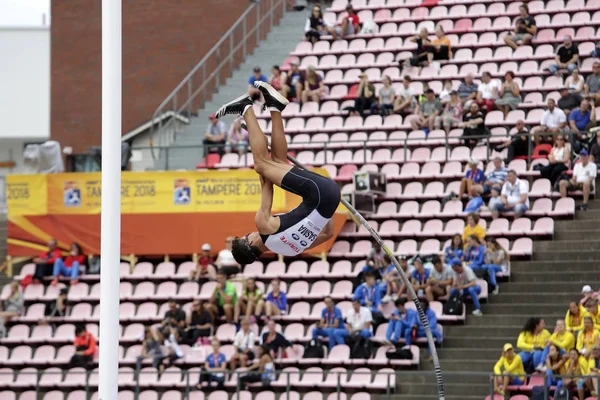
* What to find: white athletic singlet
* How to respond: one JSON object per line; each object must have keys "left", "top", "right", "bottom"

{"left": 262, "top": 209, "right": 330, "bottom": 256}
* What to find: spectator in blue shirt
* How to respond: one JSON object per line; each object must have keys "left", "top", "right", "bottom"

{"left": 197, "top": 338, "right": 227, "bottom": 389}
{"left": 248, "top": 66, "right": 268, "bottom": 91}
{"left": 569, "top": 99, "right": 596, "bottom": 150}
{"left": 380, "top": 255, "right": 400, "bottom": 303}
{"left": 353, "top": 272, "right": 383, "bottom": 314}
{"left": 479, "top": 157, "right": 508, "bottom": 195}
{"left": 385, "top": 298, "right": 417, "bottom": 344}
{"left": 443, "top": 234, "right": 464, "bottom": 266}
{"left": 312, "top": 296, "right": 346, "bottom": 349}
{"left": 264, "top": 278, "right": 288, "bottom": 318}
{"left": 404, "top": 299, "right": 443, "bottom": 356}
{"left": 410, "top": 257, "right": 430, "bottom": 299}
{"left": 459, "top": 158, "right": 485, "bottom": 199}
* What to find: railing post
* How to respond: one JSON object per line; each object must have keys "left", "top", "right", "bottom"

{"left": 403, "top": 136, "right": 407, "bottom": 163}
{"left": 236, "top": 370, "right": 241, "bottom": 400}
{"left": 165, "top": 147, "right": 170, "bottom": 171}
{"left": 256, "top": 4, "right": 260, "bottom": 44}
{"left": 324, "top": 141, "right": 328, "bottom": 165}
{"left": 543, "top": 373, "right": 548, "bottom": 399}
{"left": 363, "top": 140, "right": 367, "bottom": 165}
{"left": 243, "top": 19, "right": 247, "bottom": 57}
{"left": 135, "top": 364, "right": 140, "bottom": 400}
{"left": 336, "top": 372, "right": 341, "bottom": 400}
{"left": 386, "top": 372, "right": 391, "bottom": 400}
{"left": 489, "top": 374, "right": 495, "bottom": 399}
{"left": 286, "top": 370, "right": 291, "bottom": 398}
{"left": 187, "top": 79, "right": 193, "bottom": 116}
{"left": 230, "top": 34, "right": 234, "bottom": 76}
{"left": 185, "top": 370, "right": 190, "bottom": 400}
{"left": 35, "top": 370, "right": 41, "bottom": 400}
{"left": 270, "top": 0, "right": 274, "bottom": 28}
{"left": 527, "top": 131, "right": 533, "bottom": 167}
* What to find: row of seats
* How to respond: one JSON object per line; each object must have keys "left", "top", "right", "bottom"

{"left": 0, "top": 390, "right": 370, "bottom": 400}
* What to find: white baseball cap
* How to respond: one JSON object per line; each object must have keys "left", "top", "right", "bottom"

{"left": 582, "top": 285, "right": 593, "bottom": 294}
{"left": 202, "top": 243, "right": 211, "bottom": 251}
{"left": 468, "top": 157, "right": 479, "bottom": 165}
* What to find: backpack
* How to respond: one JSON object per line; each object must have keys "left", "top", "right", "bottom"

{"left": 531, "top": 386, "right": 549, "bottom": 400}
{"left": 350, "top": 334, "right": 374, "bottom": 359}
{"left": 303, "top": 339, "right": 325, "bottom": 359}
{"left": 473, "top": 268, "right": 491, "bottom": 292}
{"left": 385, "top": 348, "right": 413, "bottom": 360}
{"left": 443, "top": 291, "right": 464, "bottom": 316}
{"left": 554, "top": 387, "right": 571, "bottom": 400}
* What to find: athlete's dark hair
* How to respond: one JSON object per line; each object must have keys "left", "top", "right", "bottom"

{"left": 522, "top": 317, "right": 542, "bottom": 334}
{"left": 231, "top": 235, "right": 263, "bottom": 265}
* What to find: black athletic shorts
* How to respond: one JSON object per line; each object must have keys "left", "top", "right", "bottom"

{"left": 280, "top": 167, "right": 341, "bottom": 219}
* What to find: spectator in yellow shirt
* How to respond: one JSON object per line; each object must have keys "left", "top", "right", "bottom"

{"left": 586, "top": 346, "right": 600, "bottom": 396}
{"left": 566, "top": 301, "right": 588, "bottom": 334}
{"left": 517, "top": 317, "right": 551, "bottom": 371}
{"left": 555, "top": 348, "right": 588, "bottom": 400}
{"left": 462, "top": 212, "right": 486, "bottom": 246}
{"left": 576, "top": 316, "right": 600, "bottom": 356}
{"left": 493, "top": 343, "right": 525, "bottom": 396}
{"left": 537, "top": 319, "right": 575, "bottom": 372}
{"left": 586, "top": 300, "right": 600, "bottom": 331}
{"left": 545, "top": 343, "right": 567, "bottom": 388}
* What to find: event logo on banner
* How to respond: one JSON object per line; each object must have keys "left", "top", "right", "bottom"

{"left": 174, "top": 179, "right": 191, "bottom": 205}
{"left": 6, "top": 174, "right": 48, "bottom": 216}
{"left": 63, "top": 181, "right": 82, "bottom": 207}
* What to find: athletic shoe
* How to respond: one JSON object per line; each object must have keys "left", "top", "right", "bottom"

{"left": 254, "top": 81, "right": 289, "bottom": 112}
{"left": 472, "top": 309, "right": 483, "bottom": 317}
{"left": 214, "top": 94, "right": 254, "bottom": 119}
{"left": 492, "top": 285, "right": 499, "bottom": 295}
{"left": 577, "top": 204, "right": 589, "bottom": 211}
{"left": 381, "top": 295, "right": 392, "bottom": 303}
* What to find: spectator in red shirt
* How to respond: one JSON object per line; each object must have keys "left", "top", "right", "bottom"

{"left": 328, "top": 5, "right": 360, "bottom": 40}
{"left": 51, "top": 243, "right": 85, "bottom": 285}
{"left": 70, "top": 324, "right": 97, "bottom": 368}
{"left": 189, "top": 243, "right": 217, "bottom": 281}
{"left": 32, "top": 239, "right": 62, "bottom": 283}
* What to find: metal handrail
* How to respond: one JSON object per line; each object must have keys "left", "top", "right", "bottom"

{"left": 148, "top": 0, "right": 287, "bottom": 160}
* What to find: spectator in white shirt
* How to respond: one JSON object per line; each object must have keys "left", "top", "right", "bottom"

{"left": 393, "top": 75, "right": 416, "bottom": 114}
{"left": 216, "top": 236, "right": 241, "bottom": 276}
{"left": 537, "top": 99, "right": 567, "bottom": 143}
{"left": 332, "top": 299, "right": 373, "bottom": 345}
{"left": 230, "top": 318, "right": 256, "bottom": 369}
{"left": 560, "top": 150, "right": 597, "bottom": 211}
{"left": 476, "top": 72, "right": 499, "bottom": 112}
{"left": 426, "top": 255, "right": 455, "bottom": 301}
{"left": 488, "top": 170, "right": 530, "bottom": 219}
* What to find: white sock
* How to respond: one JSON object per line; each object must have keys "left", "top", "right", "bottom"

{"left": 269, "top": 106, "right": 280, "bottom": 113}
{"left": 242, "top": 104, "right": 252, "bottom": 116}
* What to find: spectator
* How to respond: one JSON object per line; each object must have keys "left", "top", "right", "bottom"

{"left": 478, "top": 156, "right": 508, "bottom": 196}
{"left": 385, "top": 298, "right": 416, "bottom": 344}
{"left": 588, "top": 346, "right": 600, "bottom": 396}
{"left": 268, "top": 65, "right": 287, "bottom": 96}
{"left": 538, "top": 98, "right": 567, "bottom": 143}
{"left": 540, "top": 135, "right": 571, "bottom": 186}
{"left": 239, "top": 345, "right": 275, "bottom": 389}
{"left": 590, "top": 134, "right": 600, "bottom": 169}
{"left": 450, "top": 259, "right": 482, "bottom": 316}
{"left": 555, "top": 348, "right": 588, "bottom": 400}
{"left": 396, "top": 255, "right": 414, "bottom": 298}
{"left": 566, "top": 301, "right": 587, "bottom": 335}
{"left": 549, "top": 35, "right": 579, "bottom": 76}
{"left": 581, "top": 285, "right": 596, "bottom": 307}
{"left": 426, "top": 26, "right": 452, "bottom": 64}
{"left": 483, "top": 237, "right": 510, "bottom": 294}
{"left": 475, "top": 72, "right": 499, "bottom": 112}
{"left": 160, "top": 327, "right": 185, "bottom": 371}
{"left": 216, "top": 236, "right": 241, "bottom": 276}
{"left": 160, "top": 299, "right": 187, "bottom": 339}
{"left": 206, "top": 270, "right": 238, "bottom": 322}
{"left": 439, "top": 80, "right": 453, "bottom": 104}
{"left": 70, "top": 324, "right": 97, "bottom": 368}
{"left": 353, "top": 72, "right": 376, "bottom": 116}
{"left": 261, "top": 320, "right": 292, "bottom": 354}
{"left": 282, "top": 60, "right": 304, "bottom": 101}
{"left": 405, "top": 298, "right": 443, "bottom": 358}
{"left": 50, "top": 242, "right": 85, "bottom": 285}
{"left": 584, "top": 62, "right": 600, "bottom": 105}
{"left": 460, "top": 103, "right": 486, "bottom": 148}
{"left": 248, "top": 66, "right": 268, "bottom": 92}
{"left": 462, "top": 212, "right": 486, "bottom": 245}
{"left": 427, "top": 255, "right": 454, "bottom": 301}
{"left": 489, "top": 169, "right": 530, "bottom": 219}
{"left": 496, "top": 71, "right": 522, "bottom": 117}
{"left": 457, "top": 74, "right": 479, "bottom": 109}
{"left": 372, "top": 75, "right": 395, "bottom": 116}
{"left": 493, "top": 343, "right": 525, "bottom": 396}
{"left": 444, "top": 234, "right": 464, "bottom": 265}
{"left": 360, "top": 241, "right": 386, "bottom": 281}
{"left": 32, "top": 238, "right": 62, "bottom": 283}
{"left": 464, "top": 234, "right": 499, "bottom": 293}
{"left": 406, "top": 28, "right": 431, "bottom": 67}
{"left": 586, "top": 301, "right": 600, "bottom": 330}
{"left": 538, "top": 319, "right": 575, "bottom": 372}
{"left": 565, "top": 68, "right": 585, "bottom": 95}
{"left": 0, "top": 281, "right": 23, "bottom": 335}
{"left": 569, "top": 99, "right": 596, "bottom": 150}
{"left": 503, "top": 4, "right": 537, "bottom": 50}
{"left": 496, "top": 120, "right": 531, "bottom": 162}
{"left": 225, "top": 118, "right": 249, "bottom": 156}
{"left": 545, "top": 343, "right": 567, "bottom": 389}
{"left": 304, "top": 5, "right": 327, "bottom": 44}
{"left": 560, "top": 149, "right": 597, "bottom": 210}
{"left": 312, "top": 296, "right": 346, "bottom": 349}
{"left": 458, "top": 158, "right": 485, "bottom": 199}
{"left": 197, "top": 339, "right": 227, "bottom": 390}
{"left": 436, "top": 90, "right": 462, "bottom": 135}
{"left": 577, "top": 316, "right": 600, "bottom": 357}
{"left": 517, "top": 317, "right": 551, "bottom": 371}
{"left": 417, "top": 82, "right": 430, "bottom": 105}
{"left": 393, "top": 75, "right": 416, "bottom": 115}
{"left": 410, "top": 256, "right": 430, "bottom": 299}
{"left": 260, "top": 278, "right": 287, "bottom": 318}
{"left": 380, "top": 255, "right": 400, "bottom": 303}
{"left": 328, "top": 5, "right": 360, "bottom": 40}
{"left": 410, "top": 88, "right": 443, "bottom": 133}
{"left": 204, "top": 114, "right": 227, "bottom": 155}
{"left": 333, "top": 299, "right": 374, "bottom": 345}
{"left": 230, "top": 318, "right": 256, "bottom": 369}
{"left": 301, "top": 66, "right": 325, "bottom": 104}
{"left": 136, "top": 327, "right": 165, "bottom": 371}
{"left": 558, "top": 87, "right": 583, "bottom": 116}
{"left": 185, "top": 300, "right": 212, "bottom": 345}
{"left": 353, "top": 272, "right": 383, "bottom": 316}
{"left": 189, "top": 243, "right": 216, "bottom": 281}
{"left": 44, "top": 287, "right": 69, "bottom": 319}
{"left": 235, "top": 278, "right": 264, "bottom": 323}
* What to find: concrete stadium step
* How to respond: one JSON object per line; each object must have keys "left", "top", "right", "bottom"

{"left": 397, "top": 382, "right": 491, "bottom": 396}
{"left": 499, "top": 282, "right": 600, "bottom": 292}
{"left": 465, "top": 314, "right": 563, "bottom": 326}
{"left": 437, "top": 358, "right": 493, "bottom": 371}
{"left": 510, "top": 271, "right": 600, "bottom": 282}
{"left": 533, "top": 249, "right": 600, "bottom": 261}
{"left": 388, "top": 396, "right": 488, "bottom": 400}
{"left": 396, "top": 373, "right": 489, "bottom": 385}
{"left": 509, "top": 260, "right": 597, "bottom": 272}
{"left": 481, "top": 303, "right": 566, "bottom": 314}
{"left": 443, "top": 326, "right": 522, "bottom": 337}
{"left": 555, "top": 228, "right": 600, "bottom": 241}
{"left": 491, "top": 292, "right": 576, "bottom": 303}
{"left": 556, "top": 219, "right": 600, "bottom": 230}
{"left": 443, "top": 336, "right": 515, "bottom": 349}
{"left": 535, "top": 240, "right": 600, "bottom": 251}
{"left": 438, "top": 348, "right": 500, "bottom": 360}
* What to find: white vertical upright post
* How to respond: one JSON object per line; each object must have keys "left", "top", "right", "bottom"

{"left": 99, "top": 0, "right": 122, "bottom": 399}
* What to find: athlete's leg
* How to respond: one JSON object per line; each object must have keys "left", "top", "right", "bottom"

{"left": 270, "top": 111, "right": 289, "bottom": 164}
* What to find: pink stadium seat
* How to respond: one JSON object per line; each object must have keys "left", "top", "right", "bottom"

{"left": 343, "top": 368, "right": 372, "bottom": 389}
{"left": 511, "top": 218, "right": 532, "bottom": 235}
{"left": 175, "top": 261, "right": 196, "bottom": 278}
{"left": 0, "top": 368, "right": 14, "bottom": 386}
{"left": 4, "top": 324, "right": 30, "bottom": 344}
{"left": 133, "top": 302, "right": 158, "bottom": 321}
{"left": 39, "top": 368, "right": 63, "bottom": 388}
{"left": 322, "top": 367, "right": 349, "bottom": 388}
{"left": 264, "top": 261, "right": 286, "bottom": 279}
{"left": 287, "top": 281, "right": 310, "bottom": 300}
{"left": 532, "top": 217, "right": 554, "bottom": 236}
{"left": 326, "top": 394, "right": 348, "bottom": 400}
{"left": 529, "top": 198, "right": 552, "bottom": 216}
{"left": 6, "top": 345, "right": 33, "bottom": 365}
{"left": 550, "top": 197, "right": 575, "bottom": 217}
{"left": 59, "top": 367, "right": 87, "bottom": 387}
{"left": 130, "top": 281, "right": 155, "bottom": 300}
{"left": 32, "top": 345, "right": 56, "bottom": 366}
{"left": 12, "top": 367, "right": 38, "bottom": 388}
{"left": 397, "top": 239, "right": 417, "bottom": 255}
{"left": 417, "top": 219, "right": 443, "bottom": 238}
{"left": 324, "top": 345, "right": 350, "bottom": 365}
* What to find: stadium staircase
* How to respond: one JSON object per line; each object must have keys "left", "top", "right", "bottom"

{"left": 154, "top": 8, "right": 308, "bottom": 171}
{"left": 383, "top": 201, "right": 600, "bottom": 400}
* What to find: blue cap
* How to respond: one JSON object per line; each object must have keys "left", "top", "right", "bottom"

{"left": 451, "top": 258, "right": 462, "bottom": 267}
{"left": 580, "top": 149, "right": 589, "bottom": 156}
